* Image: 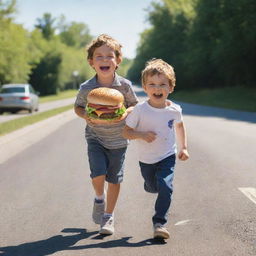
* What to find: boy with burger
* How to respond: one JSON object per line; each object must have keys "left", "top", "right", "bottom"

{"left": 74, "top": 34, "right": 138, "bottom": 235}
{"left": 122, "top": 59, "right": 189, "bottom": 239}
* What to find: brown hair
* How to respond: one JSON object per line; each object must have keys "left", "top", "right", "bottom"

{"left": 86, "top": 34, "right": 122, "bottom": 61}
{"left": 141, "top": 58, "right": 176, "bottom": 88}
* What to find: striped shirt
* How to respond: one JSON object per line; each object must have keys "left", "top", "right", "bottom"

{"left": 74, "top": 74, "right": 139, "bottom": 149}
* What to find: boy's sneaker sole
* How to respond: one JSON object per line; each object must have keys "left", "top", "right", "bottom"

{"left": 99, "top": 227, "right": 114, "bottom": 235}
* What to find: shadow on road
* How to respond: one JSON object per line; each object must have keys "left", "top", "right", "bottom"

{"left": 0, "top": 228, "right": 166, "bottom": 256}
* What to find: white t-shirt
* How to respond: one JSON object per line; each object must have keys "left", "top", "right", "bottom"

{"left": 125, "top": 100, "right": 183, "bottom": 164}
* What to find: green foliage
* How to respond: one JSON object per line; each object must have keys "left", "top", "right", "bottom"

{"left": 35, "top": 13, "right": 56, "bottom": 40}
{"left": 0, "top": 21, "right": 31, "bottom": 84}
{"left": 57, "top": 45, "right": 94, "bottom": 91}
{"left": 128, "top": 1, "right": 190, "bottom": 87}
{"left": 128, "top": 0, "right": 256, "bottom": 91}
{"left": 117, "top": 57, "right": 133, "bottom": 77}
{"left": 0, "top": 0, "right": 16, "bottom": 20}
{"left": 185, "top": 0, "right": 256, "bottom": 88}
{"left": 29, "top": 51, "right": 62, "bottom": 95}
{"left": 0, "top": 0, "right": 32, "bottom": 84}
{"left": 0, "top": 8, "right": 94, "bottom": 94}
{"left": 27, "top": 29, "right": 48, "bottom": 67}
{"left": 163, "top": 0, "right": 197, "bottom": 18}
{"left": 58, "top": 17, "right": 92, "bottom": 48}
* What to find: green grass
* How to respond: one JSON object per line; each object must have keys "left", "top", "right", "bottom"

{"left": 39, "top": 90, "right": 77, "bottom": 103}
{"left": 0, "top": 104, "right": 73, "bottom": 136}
{"left": 171, "top": 86, "right": 256, "bottom": 112}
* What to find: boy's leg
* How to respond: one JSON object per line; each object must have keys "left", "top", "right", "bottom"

{"left": 91, "top": 176, "right": 106, "bottom": 225}
{"left": 153, "top": 154, "right": 176, "bottom": 226}
{"left": 99, "top": 147, "right": 126, "bottom": 235}
{"left": 92, "top": 175, "right": 105, "bottom": 196}
{"left": 139, "top": 162, "right": 158, "bottom": 193}
{"left": 99, "top": 183, "right": 120, "bottom": 235}
{"left": 139, "top": 159, "right": 174, "bottom": 239}
{"left": 104, "top": 146, "right": 127, "bottom": 212}
{"left": 87, "top": 139, "right": 108, "bottom": 224}
{"left": 105, "top": 182, "right": 120, "bottom": 214}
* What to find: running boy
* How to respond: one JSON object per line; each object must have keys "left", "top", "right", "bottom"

{"left": 122, "top": 59, "right": 189, "bottom": 239}
{"left": 74, "top": 34, "right": 138, "bottom": 235}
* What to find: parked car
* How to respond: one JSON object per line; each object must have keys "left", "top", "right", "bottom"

{"left": 0, "top": 84, "right": 39, "bottom": 114}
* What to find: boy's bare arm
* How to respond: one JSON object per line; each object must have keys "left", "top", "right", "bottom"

{"left": 74, "top": 105, "right": 94, "bottom": 124}
{"left": 74, "top": 105, "right": 87, "bottom": 119}
{"left": 122, "top": 125, "right": 156, "bottom": 143}
{"left": 175, "top": 121, "right": 189, "bottom": 161}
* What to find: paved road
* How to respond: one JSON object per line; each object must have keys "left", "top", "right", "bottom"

{"left": 0, "top": 97, "right": 75, "bottom": 123}
{"left": 0, "top": 90, "right": 255, "bottom": 256}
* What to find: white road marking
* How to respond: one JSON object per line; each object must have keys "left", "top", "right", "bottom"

{"left": 238, "top": 187, "right": 256, "bottom": 205}
{"left": 174, "top": 219, "right": 191, "bottom": 226}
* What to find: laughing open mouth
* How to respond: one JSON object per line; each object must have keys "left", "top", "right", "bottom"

{"left": 153, "top": 93, "right": 163, "bottom": 98}
{"left": 100, "top": 66, "right": 110, "bottom": 71}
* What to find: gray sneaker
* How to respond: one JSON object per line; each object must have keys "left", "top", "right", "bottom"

{"left": 99, "top": 215, "right": 114, "bottom": 235}
{"left": 153, "top": 223, "right": 170, "bottom": 239}
{"left": 92, "top": 199, "right": 105, "bottom": 224}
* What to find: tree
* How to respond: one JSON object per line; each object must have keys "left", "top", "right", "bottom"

{"left": 29, "top": 52, "right": 61, "bottom": 95}
{"left": 58, "top": 16, "right": 92, "bottom": 48}
{"left": 0, "top": 0, "right": 16, "bottom": 20}
{"left": 117, "top": 57, "right": 132, "bottom": 78}
{"left": 0, "top": 0, "right": 31, "bottom": 84}
{"left": 128, "top": 1, "right": 190, "bottom": 88}
{"left": 187, "top": 0, "right": 256, "bottom": 88}
{"left": 35, "top": 13, "right": 56, "bottom": 40}
{"left": 129, "top": 0, "right": 256, "bottom": 89}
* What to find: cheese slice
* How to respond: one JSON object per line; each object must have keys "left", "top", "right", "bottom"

{"left": 95, "top": 109, "right": 106, "bottom": 117}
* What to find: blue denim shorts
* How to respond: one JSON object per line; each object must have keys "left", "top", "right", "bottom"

{"left": 86, "top": 139, "right": 127, "bottom": 184}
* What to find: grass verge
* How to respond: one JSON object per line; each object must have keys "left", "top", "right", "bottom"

{"left": 0, "top": 104, "right": 73, "bottom": 137}
{"left": 39, "top": 90, "right": 77, "bottom": 103}
{"left": 171, "top": 86, "right": 256, "bottom": 112}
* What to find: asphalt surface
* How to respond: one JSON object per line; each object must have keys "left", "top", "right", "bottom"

{"left": 0, "top": 89, "right": 255, "bottom": 256}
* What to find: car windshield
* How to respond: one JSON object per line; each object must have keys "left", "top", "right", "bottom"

{"left": 0, "top": 87, "right": 25, "bottom": 93}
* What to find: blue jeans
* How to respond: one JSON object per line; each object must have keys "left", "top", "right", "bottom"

{"left": 139, "top": 154, "right": 176, "bottom": 225}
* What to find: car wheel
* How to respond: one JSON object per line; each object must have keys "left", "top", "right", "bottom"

{"left": 29, "top": 108, "right": 34, "bottom": 114}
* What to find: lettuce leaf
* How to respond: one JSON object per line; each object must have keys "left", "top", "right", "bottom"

{"left": 115, "top": 105, "right": 126, "bottom": 115}
{"left": 86, "top": 105, "right": 96, "bottom": 115}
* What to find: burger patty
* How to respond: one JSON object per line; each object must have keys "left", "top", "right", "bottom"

{"left": 92, "top": 112, "right": 120, "bottom": 119}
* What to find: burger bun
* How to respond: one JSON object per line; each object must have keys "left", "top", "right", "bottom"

{"left": 87, "top": 87, "right": 124, "bottom": 106}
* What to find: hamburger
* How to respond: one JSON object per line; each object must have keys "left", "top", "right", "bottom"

{"left": 86, "top": 87, "right": 126, "bottom": 123}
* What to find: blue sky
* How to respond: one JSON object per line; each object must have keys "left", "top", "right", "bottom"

{"left": 14, "top": 0, "right": 157, "bottom": 58}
